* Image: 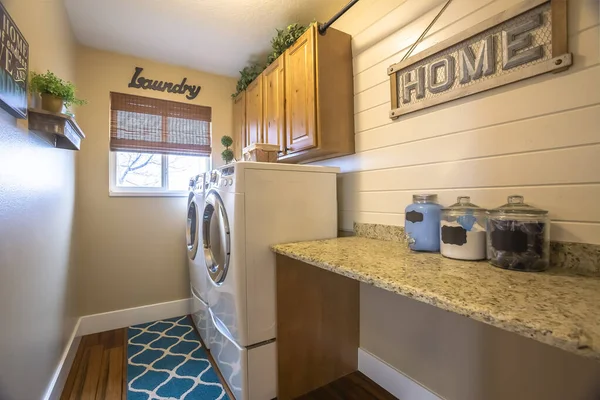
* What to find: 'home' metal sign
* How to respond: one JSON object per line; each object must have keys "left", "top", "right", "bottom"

{"left": 388, "top": 0, "right": 571, "bottom": 119}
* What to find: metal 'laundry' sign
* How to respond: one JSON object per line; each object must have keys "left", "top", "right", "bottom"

{"left": 128, "top": 67, "right": 201, "bottom": 100}
{"left": 388, "top": 0, "right": 571, "bottom": 119}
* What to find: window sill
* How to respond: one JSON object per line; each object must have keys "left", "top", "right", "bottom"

{"left": 109, "top": 191, "right": 188, "bottom": 197}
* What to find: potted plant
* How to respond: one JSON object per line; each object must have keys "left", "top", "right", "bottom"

{"left": 221, "top": 135, "right": 234, "bottom": 164}
{"left": 30, "top": 70, "right": 87, "bottom": 113}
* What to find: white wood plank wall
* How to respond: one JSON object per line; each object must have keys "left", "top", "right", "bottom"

{"left": 323, "top": 0, "right": 600, "bottom": 244}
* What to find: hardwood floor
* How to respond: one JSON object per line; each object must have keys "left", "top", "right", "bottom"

{"left": 61, "top": 321, "right": 394, "bottom": 400}
{"left": 60, "top": 317, "right": 234, "bottom": 400}
{"left": 295, "top": 372, "right": 398, "bottom": 400}
{"left": 61, "top": 328, "right": 127, "bottom": 400}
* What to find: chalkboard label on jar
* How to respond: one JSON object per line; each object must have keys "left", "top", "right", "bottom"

{"left": 490, "top": 229, "right": 528, "bottom": 253}
{"left": 441, "top": 226, "right": 467, "bottom": 246}
{"left": 406, "top": 210, "right": 424, "bottom": 223}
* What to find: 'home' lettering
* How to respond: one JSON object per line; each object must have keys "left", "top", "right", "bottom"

{"left": 400, "top": 9, "right": 544, "bottom": 104}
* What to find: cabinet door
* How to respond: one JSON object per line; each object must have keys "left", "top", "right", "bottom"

{"left": 263, "top": 57, "right": 285, "bottom": 153}
{"left": 232, "top": 91, "right": 246, "bottom": 159}
{"left": 284, "top": 26, "right": 317, "bottom": 154}
{"left": 245, "top": 74, "right": 263, "bottom": 146}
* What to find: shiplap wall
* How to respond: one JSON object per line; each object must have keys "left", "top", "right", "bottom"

{"left": 323, "top": 0, "right": 600, "bottom": 245}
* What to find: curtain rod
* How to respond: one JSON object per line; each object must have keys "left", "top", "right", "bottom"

{"left": 318, "top": 0, "right": 360, "bottom": 35}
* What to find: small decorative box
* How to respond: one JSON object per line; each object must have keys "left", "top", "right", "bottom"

{"left": 242, "top": 143, "right": 279, "bottom": 163}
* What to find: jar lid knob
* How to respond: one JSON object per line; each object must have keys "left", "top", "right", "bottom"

{"left": 457, "top": 196, "right": 470, "bottom": 204}
{"left": 508, "top": 195, "right": 524, "bottom": 204}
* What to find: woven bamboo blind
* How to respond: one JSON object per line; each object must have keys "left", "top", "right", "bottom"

{"left": 110, "top": 92, "right": 212, "bottom": 156}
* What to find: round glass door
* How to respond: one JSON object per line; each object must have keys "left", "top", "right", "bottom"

{"left": 203, "top": 191, "right": 230, "bottom": 285}
{"left": 186, "top": 195, "right": 199, "bottom": 259}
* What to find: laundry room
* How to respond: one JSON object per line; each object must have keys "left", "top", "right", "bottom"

{"left": 0, "top": 0, "right": 599, "bottom": 399}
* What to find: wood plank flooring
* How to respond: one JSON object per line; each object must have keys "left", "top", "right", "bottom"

{"left": 60, "top": 317, "right": 235, "bottom": 400}
{"left": 61, "top": 320, "right": 395, "bottom": 399}
{"left": 296, "top": 372, "right": 398, "bottom": 400}
{"left": 61, "top": 328, "right": 127, "bottom": 400}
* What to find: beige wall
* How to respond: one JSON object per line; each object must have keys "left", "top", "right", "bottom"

{"left": 74, "top": 46, "right": 236, "bottom": 315}
{"left": 325, "top": 1, "right": 600, "bottom": 399}
{"left": 361, "top": 283, "right": 600, "bottom": 400}
{"left": 0, "top": 0, "right": 78, "bottom": 399}
{"left": 324, "top": 0, "right": 600, "bottom": 245}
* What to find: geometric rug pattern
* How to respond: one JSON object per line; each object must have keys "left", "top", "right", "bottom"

{"left": 127, "top": 316, "right": 230, "bottom": 400}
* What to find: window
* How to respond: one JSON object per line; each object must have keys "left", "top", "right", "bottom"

{"left": 109, "top": 93, "right": 212, "bottom": 196}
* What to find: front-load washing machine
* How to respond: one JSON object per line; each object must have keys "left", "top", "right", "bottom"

{"left": 186, "top": 172, "right": 213, "bottom": 348}
{"left": 202, "top": 162, "right": 340, "bottom": 399}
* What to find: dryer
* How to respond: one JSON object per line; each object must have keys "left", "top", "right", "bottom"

{"left": 201, "top": 162, "right": 340, "bottom": 400}
{"left": 186, "top": 172, "right": 213, "bottom": 348}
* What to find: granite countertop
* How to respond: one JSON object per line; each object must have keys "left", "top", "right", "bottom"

{"left": 271, "top": 237, "right": 600, "bottom": 361}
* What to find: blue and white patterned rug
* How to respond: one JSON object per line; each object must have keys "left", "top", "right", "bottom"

{"left": 128, "top": 316, "right": 230, "bottom": 400}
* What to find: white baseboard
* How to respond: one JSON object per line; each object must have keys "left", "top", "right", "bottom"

{"left": 43, "top": 298, "right": 192, "bottom": 399}
{"left": 78, "top": 298, "right": 192, "bottom": 336}
{"left": 44, "top": 319, "right": 81, "bottom": 400}
{"left": 358, "top": 348, "right": 444, "bottom": 400}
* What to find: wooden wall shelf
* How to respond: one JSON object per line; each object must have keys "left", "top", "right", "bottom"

{"left": 27, "top": 108, "right": 86, "bottom": 151}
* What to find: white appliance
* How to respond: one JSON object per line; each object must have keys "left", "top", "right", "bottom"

{"left": 186, "top": 172, "right": 214, "bottom": 349}
{"left": 201, "top": 162, "right": 340, "bottom": 400}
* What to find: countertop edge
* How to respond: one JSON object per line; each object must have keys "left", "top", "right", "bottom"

{"left": 271, "top": 246, "right": 599, "bottom": 361}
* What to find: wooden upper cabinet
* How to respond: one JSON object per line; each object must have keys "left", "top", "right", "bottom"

{"left": 245, "top": 74, "right": 264, "bottom": 146}
{"left": 284, "top": 27, "right": 316, "bottom": 154}
{"left": 279, "top": 24, "right": 354, "bottom": 163}
{"left": 233, "top": 25, "right": 354, "bottom": 164}
{"left": 232, "top": 91, "right": 246, "bottom": 160}
{"left": 263, "top": 57, "right": 286, "bottom": 153}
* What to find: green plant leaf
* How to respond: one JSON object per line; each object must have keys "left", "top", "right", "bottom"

{"left": 221, "top": 135, "right": 233, "bottom": 148}
{"left": 232, "top": 63, "right": 265, "bottom": 97}
{"left": 233, "top": 22, "right": 313, "bottom": 97}
{"left": 221, "top": 148, "right": 234, "bottom": 163}
{"left": 30, "top": 70, "right": 87, "bottom": 107}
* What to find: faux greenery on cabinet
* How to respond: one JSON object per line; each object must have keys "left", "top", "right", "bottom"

{"left": 267, "top": 23, "right": 309, "bottom": 65}
{"left": 233, "top": 64, "right": 263, "bottom": 97}
{"left": 233, "top": 22, "right": 312, "bottom": 97}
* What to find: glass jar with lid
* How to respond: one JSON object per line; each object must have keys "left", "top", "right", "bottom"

{"left": 487, "top": 195, "right": 550, "bottom": 272}
{"left": 440, "top": 196, "right": 487, "bottom": 260}
{"left": 405, "top": 194, "right": 442, "bottom": 252}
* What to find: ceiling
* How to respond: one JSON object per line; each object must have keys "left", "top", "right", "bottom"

{"left": 64, "top": 0, "right": 349, "bottom": 77}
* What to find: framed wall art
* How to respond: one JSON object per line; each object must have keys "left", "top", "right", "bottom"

{"left": 0, "top": 2, "right": 29, "bottom": 119}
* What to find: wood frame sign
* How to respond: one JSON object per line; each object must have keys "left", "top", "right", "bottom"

{"left": 388, "top": 0, "right": 570, "bottom": 119}
{"left": 0, "top": 2, "right": 28, "bottom": 119}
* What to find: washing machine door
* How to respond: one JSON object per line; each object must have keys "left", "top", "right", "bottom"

{"left": 203, "top": 191, "right": 230, "bottom": 285}
{"left": 186, "top": 193, "right": 200, "bottom": 260}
